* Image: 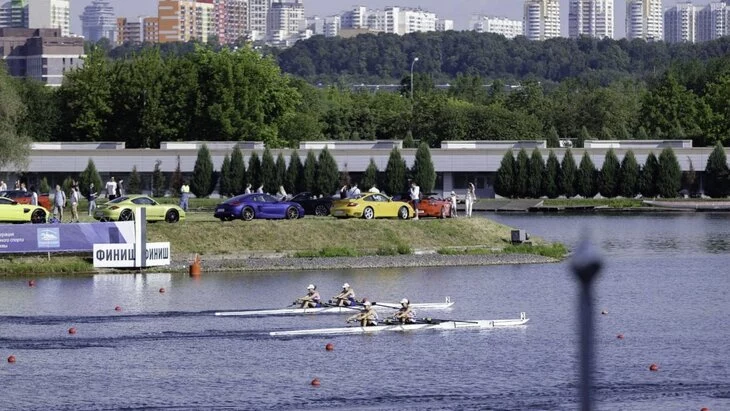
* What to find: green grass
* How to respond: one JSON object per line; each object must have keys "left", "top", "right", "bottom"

{"left": 0, "top": 256, "right": 93, "bottom": 276}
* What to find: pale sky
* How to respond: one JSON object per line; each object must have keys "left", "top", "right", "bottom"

{"left": 72, "top": 0, "right": 694, "bottom": 38}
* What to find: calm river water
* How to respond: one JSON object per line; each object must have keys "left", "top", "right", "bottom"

{"left": 1, "top": 213, "right": 729, "bottom": 410}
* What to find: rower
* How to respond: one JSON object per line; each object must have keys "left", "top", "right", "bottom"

{"left": 346, "top": 301, "right": 378, "bottom": 326}
{"left": 332, "top": 283, "right": 356, "bottom": 306}
{"left": 297, "top": 284, "right": 321, "bottom": 308}
{"left": 392, "top": 298, "right": 416, "bottom": 324}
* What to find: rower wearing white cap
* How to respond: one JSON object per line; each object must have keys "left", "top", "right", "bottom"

{"left": 393, "top": 298, "right": 416, "bottom": 324}
{"left": 346, "top": 301, "right": 378, "bottom": 326}
{"left": 332, "top": 283, "right": 357, "bottom": 306}
{"left": 297, "top": 284, "right": 321, "bottom": 308}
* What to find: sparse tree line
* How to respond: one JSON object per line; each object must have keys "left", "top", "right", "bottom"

{"left": 495, "top": 143, "right": 730, "bottom": 199}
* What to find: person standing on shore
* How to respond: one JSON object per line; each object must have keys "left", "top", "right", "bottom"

{"left": 106, "top": 177, "right": 117, "bottom": 201}
{"left": 465, "top": 183, "right": 476, "bottom": 217}
{"left": 180, "top": 181, "right": 190, "bottom": 211}
{"left": 30, "top": 186, "right": 38, "bottom": 206}
{"left": 117, "top": 179, "right": 125, "bottom": 197}
{"left": 70, "top": 187, "right": 80, "bottom": 223}
{"left": 244, "top": 183, "right": 252, "bottom": 194}
{"left": 450, "top": 191, "right": 458, "bottom": 218}
{"left": 88, "top": 182, "right": 98, "bottom": 216}
{"left": 0, "top": 180, "right": 6, "bottom": 191}
{"left": 409, "top": 180, "right": 420, "bottom": 220}
{"left": 53, "top": 185, "right": 66, "bottom": 221}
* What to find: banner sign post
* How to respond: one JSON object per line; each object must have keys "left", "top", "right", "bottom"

{"left": 93, "top": 242, "right": 171, "bottom": 268}
{"left": 0, "top": 222, "right": 135, "bottom": 254}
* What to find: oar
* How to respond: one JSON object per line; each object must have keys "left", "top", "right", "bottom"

{"left": 420, "top": 317, "right": 479, "bottom": 325}
{"left": 322, "top": 302, "right": 361, "bottom": 311}
{"left": 372, "top": 302, "right": 401, "bottom": 309}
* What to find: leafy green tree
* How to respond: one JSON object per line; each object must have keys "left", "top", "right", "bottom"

{"left": 577, "top": 126, "right": 591, "bottom": 149}
{"left": 657, "top": 147, "right": 682, "bottom": 198}
{"left": 361, "top": 158, "right": 380, "bottom": 191}
{"left": 152, "top": 160, "right": 166, "bottom": 197}
{"left": 302, "top": 150, "right": 317, "bottom": 193}
{"left": 15, "top": 79, "right": 61, "bottom": 142}
{"left": 403, "top": 130, "right": 416, "bottom": 148}
{"left": 169, "top": 155, "right": 184, "bottom": 197}
{"left": 495, "top": 151, "right": 516, "bottom": 198}
{"left": 128, "top": 165, "right": 141, "bottom": 194}
{"left": 636, "top": 126, "right": 650, "bottom": 140}
{"left": 78, "top": 159, "right": 102, "bottom": 198}
{"left": 577, "top": 151, "right": 597, "bottom": 198}
{"left": 190, "top": 144, "right": 215, "bottom": 197}
{"left": 640, "top": 72, "right": 709, "bottom": 142}
{"left": 545, "top": 150, "right": 560, "bottom": 198}
{"left": 261, "top": 148, "right": 277, "bottom": 194}
{"left": 704, "top": 142, "right": 729, "bottom": 198}
{"left": 385, "top": 147, "right": 407, "bottom": 196}
{"left": 229, "top": 146, "right": 245, "bottom": 195}
{"left": 275, "top": 152, "right": 287, "bottom": 193}
{"left": 411, "top": 143, "right": 436, "bottom": 194}
{"left": 639, "top": 152, "right": 659, "bottom": 197}
{"left": 316, "top": 147, "right": 339, "bottom": 196}
{"left": 560, "top": 149, "right": 578, "bottom": 197}
{"left": 619, "top": 150, "right": 640, "bottom": 198}
{"left": 599, "top": 149, "right": 620, "bottom": 198}
{"left": 218, "top": 154, "right": 232, "bottom": 197}
{"left": 515, "top": 148, "right": 530, "bottom": 198}
{"left": 0, "top": 66, "right": 31, "bottom": 171}
{"left": 546, "top": 126, "right": 560, "bottom": 149}
{"left": 286, "top": 151, "right": 303, "bottom": 193}
{"left": 247, "top": 152, "right": 262, "bottom": 191}
{"left": 617, "top": 124, "right": 632, "bottom": 140}
{"left": 528, "top": 148, "right": 545, "bottom": 198}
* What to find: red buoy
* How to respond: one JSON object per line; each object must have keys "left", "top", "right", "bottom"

{"left": 325, "top": 343, "right": 334, "bottom": 351}
{"left": 159, "top": 288, "right": 166, "bottom": 294}
{"left": 68, "top": 327, "right": 77, "bottom": 335}
{"left": 649, "top": 363, "right": 659, "bottom": 372}
{"left": 7, "top": 355, "right": 16, "bottom": 363}
{"left": 114, "top": 306, "right": 122, "bottom": 312}
{"left": 617, "top": 334, "right": 624, "bottom": 340}
{"left": 28, "top": 280, "right": 35, "bottom": 287}
{"left": 311, "top": 378, "right": 321, "bottom": 386}
{"left": 700, "top": 408, "right": 709, "bottom": 411}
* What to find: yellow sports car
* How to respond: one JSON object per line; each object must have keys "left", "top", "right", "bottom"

{"left": 330, "top": 193, "right": 415, "bottom": 220}
{"left": 0, "top": 196, "right": 49, "bottom": 223}
{"left": 94, "top": 195, "right": 185, "bottom": 223}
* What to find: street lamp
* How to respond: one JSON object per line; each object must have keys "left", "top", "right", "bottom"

{"left": 410, "top": 57, "right": 419, "bottom": 102}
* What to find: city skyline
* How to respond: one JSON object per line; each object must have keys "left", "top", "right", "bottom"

{"left": 69, "top": 0, "right": 701, "bottom": 38}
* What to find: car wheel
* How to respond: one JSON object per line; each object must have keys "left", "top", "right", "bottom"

{"left": 363, "top": 207, "right": 375, "bottom": 220}
{"left": 31, "top": 209, "right": 46, "bottom": 224}
{"left": 242, "top": 207, "right": 255, "bottom": 221}
{"left": 286, "top": 206, "right": 300, "bottom": 219}
{"left": 314, "top": 204, "right": 328, "bottom": 216}
{"left": 439, "top": 207, "right": 446, "bottom": 219}
{"left": 398, "top": 206, "right": 409, "bottom": 220}
{"left": 119, "top": 209, "right": 134, "bottom": 221}
{"left": 165, "top": 209, "right": 179, "bottom": 223}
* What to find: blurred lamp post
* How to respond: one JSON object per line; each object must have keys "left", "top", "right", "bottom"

{"left": 410, "top": 57, "right": 419, "bottom": 102}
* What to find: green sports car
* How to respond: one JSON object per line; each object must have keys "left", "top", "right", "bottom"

{"left": 94, "top": 195, "right": 185, "bottom": 223}
{"left": 0, "top": 196, "right": 49, "bottom": 223}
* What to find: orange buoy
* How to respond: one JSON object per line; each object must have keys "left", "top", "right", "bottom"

{"left": 68, "top": 327, "right": 77, "bottom": 335}
{"left": 700, "top": 408, "right": 709, "bottom": 411}
{"left": 7, "top": 355, "right": 16, "bottom": 363}
{"left": 649, "top": 363, "right": 659, "bottom": 372}
{"left": 28, "top": 280, "right": 35, "bottom": 287}
{"left": 114, "top": 306, "right": 122, "bottom": 312}
{"left": 311, "top": 378, "right": 321, "bottom": 386}
{"left": 325, "top": 343, "right": 334, "bottom": 351}
{"left": 617, "top": 334, "right": 624, "bottom": 340}
{"left": 189, "top": 254, "right": 202, "bottom": 277}
{"left": 159, "top": 288, "right": 166, "bottom": 293}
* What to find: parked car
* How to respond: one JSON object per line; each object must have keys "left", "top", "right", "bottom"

{"left": 0, "top": 196, "right": 49, "bottom": 223}
{"left": 289, "top": 192, "right": 333, "bottom": 216}
{"left": 393, "top": 193, "right": 452, "bottom": 218}
{"left": 93, "top": 195, "right": 185, "bottom": 223}
{"left": 330, "top": 193, "right": 414, "bottom": 220}
{"left": 0, "top": 190, "right": 52, "bottom": 210}
{"left": 214, "top": 193, "right": 305, "bottom": 221}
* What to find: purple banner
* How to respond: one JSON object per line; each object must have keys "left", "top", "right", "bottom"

{"left": 0, "top": 222, "right": 135, "bottom": 254}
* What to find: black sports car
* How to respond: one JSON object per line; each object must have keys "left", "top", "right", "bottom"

{"left": 289, "top": 192, "right": 333, "bottom": 216}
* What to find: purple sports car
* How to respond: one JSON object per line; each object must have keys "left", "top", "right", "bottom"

{"left": 214, "top": 193, "right": 305, "bottom": 221}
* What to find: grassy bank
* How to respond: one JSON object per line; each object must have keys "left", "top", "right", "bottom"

{"left": 0, "top": 255, "right": 93, "bottom": 276}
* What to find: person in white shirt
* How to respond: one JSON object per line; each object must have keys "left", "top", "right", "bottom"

{"left": 30, "top": 186, "right": 38, "bottom": 206}
{"left": 106, "top": 177, "right": 118, "bottom": 200}
{"left": 70, "top": 187, "right": 80, "bottom": 222}
{"left": 179, "top": 182, "right": 190, "bottom": 211}
{"left": 256, "top": 184, "right": 264, "bottom": 193}
{"left": 368, "top": 185, "right": 380, "bottom": 193}
{"left": 244, "top": 184, "right": 252, "bottom": 194}
{"left": 465, "top": 183, "right": 476, "bottom": 217}
{"left": 450, "top": 191, "right": 458, "bottom": 218}
{"left": 276, "top": 186, "right": 287, "bottom": 201}
{"left": 0, "top": 180, "right": 6, "bottom": 191}
{"left": 409, "top": 180, "right": 420, "bottom": 220}
{"left": 348, "top": 183, "right": 361, "bottom": 198}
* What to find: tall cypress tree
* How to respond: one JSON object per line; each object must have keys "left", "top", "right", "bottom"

{"left": 495, "top": 151, "right": 516, "bottom": 198}
{"left": 128, "top": 165, "right": 141, "bottom": 195}
{"left": 261, "top": 148, "right": 277, "bottom": 194}
{"left": 152, "top": 160, "right": 166, "bottom": 197}
{"left": 190, "top": 144, "right": 215, "bottom": 197}
{"left": 577, "top": 151, "right": 597, "bottom": 198}
{"left": 286, "top": 151, "right": 303, "bottom": 194}
{"left": 385, "top": 147, "right": 407, "bottom": 196}
{"left": 316, "top": 147, "right": 339, "bottom": 196}
{"left": 636, "top": 126, "right": 650, "bottom": 140}
{"left": 527, "top": 148, "right": 545, "bottom": 198}
{"left": 545, "top": 150, "right": 560, "bottom": 199}
{"left": 169, "top": 155, "right": 184, "bottom": 197}
{"left": 412, "top": 143, "right": 436, "bottom": 194}
{"left": 546, "top": 126, "right": 560, "bottom": 149}
{"left": 229, "top": 146, "right": 245, "bottom": 195}
{"left": 560, "top": 149, "right": 578, "bottom": 197}
{"left": 704, "top": 142, "right": 729, "bottom": 198}
{"left": 514, "top": 148, "right": 530, "bottom": 198}
{"left": 219, "top": 154, "right": 232, "bottom": 197}
{"left": 619, "top": 150, "right": 640, "bottom": 198}
{"left": 599, "top": 149, "right": 620, "bottom": 198}
{"left": 275, "top": 152, "right": 287, "bottom": 193}
{"left": 247, "top": 152, "right": 262, "bottom": 191}
{"left": 577, "top": 126, "right": 591, "bottom": 148}
{"left": 78, "top": 158, "right": 102, "bottom": 198}
{"left": 639, "top": 152, "right": 659, "bottom": 197}
{"left": 302, "top": 150, "right": 317, "bottom": 193}
{"left": 361, "top": 158, "right": 380, "bottom": 191}
{"left": 657, "top": 147, "right": 681, "bottom": 198}
{"left": 683, "top": 159, "right": 699, "bottom": 196}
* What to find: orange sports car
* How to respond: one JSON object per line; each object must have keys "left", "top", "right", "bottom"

{"left": 401, "top": 193, "right": 452, "bottom": 219}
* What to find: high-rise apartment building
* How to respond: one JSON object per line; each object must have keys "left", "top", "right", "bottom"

{"left": 436, "top": 18, "right": 453, "bottom": 31}
{"left": 523, "top": 0, "right": 560, "bottom": 40}
{"left": 664, "top": 2, "right": 696, "bottom": 43}
{"left": 323, "top": 15, "right": 340, "bottom": 37}
{"left": 158, "top": 0, "right": 216, "bottom": 43}
{"left": 224, "top": 0, "right": 247, "bottom": 44}
{"left": 116, "top": 17, "right": 142, "bottom": 45}
{"left": 268, "top": 0, "right": 304, "bottom": 41}
{"left": 80, "top": 0, "right": 116, "bottom": 42}
{"left": 158, "top": 0, "right": 181, "bottom": 42}
{"left": 470, "top": 15, "right": 524, "bottom": 39}
{"left": 143, "top": 16, "right": 159, "bottom": 42}
{"left": 193, "top": 0, "right": 215, "bottom": 43}
{"left": 247, "top": 0, "right": 269, "bottom": 40}
{"left": 0, "top": 0, "right": 29, "bottom": 29}
{"left": 569, "top": 0, "right": 614, "bottom": 39}
{"left": 339, "top": 6, "right": 442, "bottom": 35}
{"left": 28, "top": 0, "right": 69, "bottom": 36}
{"left": 626, "top": 0, "right": 663, "bottom": 41}
{"left": 0, "top": 27, "right": 83, "bottom": 85}
{"left": 697, "top": 2, "right": 729, "bottom": 42}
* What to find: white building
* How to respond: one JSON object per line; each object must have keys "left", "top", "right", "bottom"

{"left": 339, "top": 6, "right": 443, "bottom": 36}
{"left": 523, "top": 0, "right": 561, "bottom": 41}
{"left": 697, "top": 2, "right": 729, "bottom": 42}
{"left": 436, "top": 18, "right": 453, "bottom": 31}
{"left": 28, "top": 0, "right": 69, "bottom": 36}
{"left": 268, "top": 0, "right": 304, "bottom": 41}
{"left": 247, "top": 0, "right": 269, "bottom": 40}
{"left": 626, "top": 0, "right": 663, "bottom": 41}
{"left": 323, "top": 15, "right": 340, "bottom": 37}
{"left": 470, "top": 15, "right": 523, "bottom": 39}
{"left": 194, "top": 0, "right": 215, "bottom": 43}
{"left": 664, "top": 2, "right": 697, "bottom": 43}
{"left": 569, "top": 0, "right": 614, "bottom": 39}
{"left": 0, "top": 0, "right": 29, "bottom": 29}
{"left": 80, "top": 0, "right": 116, "bottom": 42}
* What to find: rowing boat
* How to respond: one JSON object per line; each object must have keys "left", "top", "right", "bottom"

{"left": 269, "top": 312, "right": 529, "bottom": 337}
{"left": 214, "top": 297, "right": 454, "bottom": 317}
